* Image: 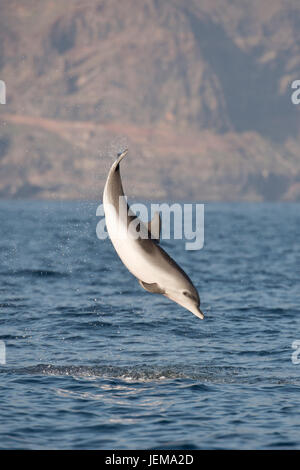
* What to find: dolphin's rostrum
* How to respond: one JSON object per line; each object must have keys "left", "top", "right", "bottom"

{"left": 103, "top": 149, "right": 204, "bottom": 320}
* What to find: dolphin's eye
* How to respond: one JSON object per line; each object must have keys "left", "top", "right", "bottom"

{"left": 183, "top": 290, "right": 197, "bottom": 302}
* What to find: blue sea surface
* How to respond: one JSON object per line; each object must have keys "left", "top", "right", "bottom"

{"left": 0, "top": 200, "right": 299, "bottom": 449}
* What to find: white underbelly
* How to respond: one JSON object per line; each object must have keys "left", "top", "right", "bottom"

{"left": 104, "top": 202, "right": 168, "bottom": 284}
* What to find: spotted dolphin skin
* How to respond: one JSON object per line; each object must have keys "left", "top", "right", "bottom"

{"left": 103, "top": 149, "right": 204, "bottom": 320}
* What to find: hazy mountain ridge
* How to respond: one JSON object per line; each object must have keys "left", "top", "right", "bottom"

{"left": 0, "top": 0, "right": 300, "bottom": 200}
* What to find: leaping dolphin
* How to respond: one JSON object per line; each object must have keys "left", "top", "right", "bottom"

{"left": 103, "top": 149, "right": 204, "bottom": 320}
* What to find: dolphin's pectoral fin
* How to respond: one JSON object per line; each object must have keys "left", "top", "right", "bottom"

{"left": 139, "top": 280, "right": 165, "bottom": 294}
{"left": 147, "top": 211, "right": 161, "bottom": 242}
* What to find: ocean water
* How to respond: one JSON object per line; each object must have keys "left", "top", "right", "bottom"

{"left": 0, "top": 200, "right": 299, "bottom": 450}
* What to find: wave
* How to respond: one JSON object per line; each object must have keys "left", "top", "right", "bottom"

{"left": 2, "top": 363, "right": 299, "bottom": 385}
{"left": 0, "top": 269, "right": 69, "bottom": 278}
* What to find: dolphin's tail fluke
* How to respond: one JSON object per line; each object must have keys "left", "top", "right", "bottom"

{"left": 107, "top": 149, "right": 128, "bottom": 176}
{"left": 115, "top": 149, "right": 128, "bottom": 168}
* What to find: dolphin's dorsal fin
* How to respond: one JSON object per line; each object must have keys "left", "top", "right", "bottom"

{"left": 147, "top": 211, "right": 161, "bottom": 242}
{"left": 139, "top": 280, "right": 165, "bottom": 294}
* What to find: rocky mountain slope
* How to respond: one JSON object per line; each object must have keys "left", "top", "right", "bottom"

{"left": 0, "top": 0, "right": 300, "bottom": 200}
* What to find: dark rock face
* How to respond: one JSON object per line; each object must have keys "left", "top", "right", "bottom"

{"left": 0, "top": 136, "right": 10, "bottom": 159}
